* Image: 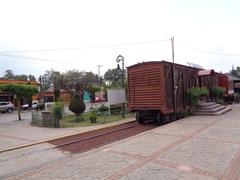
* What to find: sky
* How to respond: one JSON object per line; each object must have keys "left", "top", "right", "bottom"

{"left": 0, "top": 0, "right": 240, "bottom": 78}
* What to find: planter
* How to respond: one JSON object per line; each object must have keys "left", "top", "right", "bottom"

{"left": 42, "top": 111, "right": 60, "bottom": 128}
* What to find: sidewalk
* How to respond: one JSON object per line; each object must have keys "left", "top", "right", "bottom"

{"left": 1, "top": 104, "right": 240, "bottom": 179}
{"left": 0, "top": 111, "right": 134, "bottom": 151}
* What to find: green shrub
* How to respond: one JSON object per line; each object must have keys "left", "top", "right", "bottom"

{"left": 98, "top": 104, "right": 108, "bottom": 112}
{"left": 52, "top": 101, "right": 64, "bottom": 120}
{"left": 69, "top": 92, "right": 86, "bottom": 121}
{"left": 186, "top": 87, "right": 209, "bottom": 107}
{"left": 89, "top": 109, "right": 97, "bottom": 123}
{"left": 51, "top": 101, "right": 64, "bottom": 127}
{"left": 210, "top": 87, "right": 225, "bottom": 101}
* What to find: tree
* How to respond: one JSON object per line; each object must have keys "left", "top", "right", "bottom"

{"left": 39, "top": 71, "right": 52, "bottom": 91}
{"left": 104, "top": 68, "right": 121, "bottom": 87}
{"left": 83, "top": 72, "right": 99, "bottom": 85}
{"left": 1, "top": 70, "right": 36, "bottom": 81}
{"left": 63, "top": 69, "right": 85, "bottom": 92}
{"left": 0, "top": 84, "right": 38, "bottom": 120}
{"left": 39, "top": 70, "right": 64, "bottom": 101}
{"left": 4, "top": 70, "right": 14, "bottom": 80}
{"left": 51, "top": 71, "right": 63, "bottom": 101}
{"left": 28, "top": 74, "right": 36, "bottom": 81}
{"left": 63, "top": 70, "right": 99, "bottom": 92}
{"left": 69, "top": 92, "right": 86, "bottom": 121}
{"left": 14, "top": 75, "right": 28, "bottom": 80}
{"left": 229, "top": 66, "right": 240, "bottom": 78}
{"left": 85, "top": 85, "right": 101, "bottom": 102}
{"left": 104, "top": 68, "right": 127, "bottom": 87}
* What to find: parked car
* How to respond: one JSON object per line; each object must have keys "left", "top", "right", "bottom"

{"left": 21, "top": 101, "right": 38, "bottom": 110}
{"left": 22, "top": 100, "right": 45, "bottom": 110}
{"left": 0, "top": 102, "right": 15, "bottom": 113}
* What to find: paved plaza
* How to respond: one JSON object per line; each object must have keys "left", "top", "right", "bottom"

{"left": 0, "top": 105, "right": 240, "bottom": 179}
{"left": 0, "top": 110, "right": 132, "bottom": 152}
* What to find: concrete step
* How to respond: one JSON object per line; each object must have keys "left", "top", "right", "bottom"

{"left": 195, "top": 105, "right": 226, "bottom": 113}
{"left": 198, "top": 102, "right": 216, "bottom": 107}
{"left": 194, "top": 107, "right": 232, "bottom": 116}
{"left": 198, "top": 103, "right": 221, "bottom": 110}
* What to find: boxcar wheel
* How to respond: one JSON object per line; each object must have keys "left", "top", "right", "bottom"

{"left": 156, "top": 112, "right": 163, "bottom": 125}
{"left": 136, "top": 111, "right": 145, "bottom": 124}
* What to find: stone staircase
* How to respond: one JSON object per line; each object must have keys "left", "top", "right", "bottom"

{"left": 194, "top": 102, "right": 232, "bottom": 116}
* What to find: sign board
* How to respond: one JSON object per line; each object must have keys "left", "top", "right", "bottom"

{"left": 107, "top": 88, "right": 126, "bottom": 105}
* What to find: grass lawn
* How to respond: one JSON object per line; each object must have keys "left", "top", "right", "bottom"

{"left": 60, "top": 112, "right": 135, "bottom": 128}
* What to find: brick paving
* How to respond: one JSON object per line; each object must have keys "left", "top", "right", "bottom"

{"left": 0, "top": 104, "right": 240, "bottom": 180}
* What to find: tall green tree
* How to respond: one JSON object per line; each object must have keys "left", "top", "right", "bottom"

{"left": 63, "top": 69, "right": 85, "bottom": 92}
{"left": 63, "top": 70, "right": 99, "bottom": 92}
{"left": 83, "top": 72, "right": 99, "bottom": 85}
{"left": 4, "top": 70, "right": 14, "bottom": 80}
{"left": 104, "top": 68, "right": 126, "bottom": 87}
{"left": 69, "top": 92, "right": 86, "bottom": 121}
{"left": 51, "top": 71, "right": 63, "bottom": 101}
{"left": 0, "top": 84, "right": 38, "bottom": 120}
{"left": 39, "top": 70, "right": 63, "bottom": 101}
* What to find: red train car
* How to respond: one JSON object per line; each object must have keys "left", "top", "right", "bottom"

{"left": 127, "top": 61, "right": 200, "bottom": 124}
{"left": 127, "top": 61, "right": 228, "bottom": 124}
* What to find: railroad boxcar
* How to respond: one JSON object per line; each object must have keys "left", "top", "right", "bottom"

{"left": 216, "top": 73, "right": 229, "bottom": 94}
{"left": 127, "top": 61, "right": 201, "bottom": 124}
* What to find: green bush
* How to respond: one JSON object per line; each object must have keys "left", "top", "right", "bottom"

{"left": 69, "top": 92, "right": 86, "bottom": 121}
{"left": 89, "top": 109, "right": 97, "bottom": 123}
{"left": 98, "top": 104, "right": 108, "bottom": 112}
{"left": 51, "top": 101, "right": 64, "bottom": 127}
{"left": 210, "top": 87, "right": 225, "bottom": 101}
{"left": 52, "top": 101, "right": 64, "bottom": 120}
{"left": 187, "top": 87, "right": 209, "bottom": 107}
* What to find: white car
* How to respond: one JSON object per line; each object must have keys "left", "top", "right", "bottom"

{"left": 22, "top": 101, "right": 38, "bottom": 110}
{"left": 0, "top": 102, "right": 15, "bottom": 113}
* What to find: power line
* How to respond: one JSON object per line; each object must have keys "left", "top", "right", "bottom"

{"left": 175, "top": 40, "right": 240, "bottom": 57}
{"left": 0, "top": 54, "right": 66, "bottom": 63}
{"left": 0, "top": 39, "right": 170, "bottom": 54}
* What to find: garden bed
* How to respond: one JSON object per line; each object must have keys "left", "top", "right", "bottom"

{"left": 60, "top": 112, "right": 134, "bottom": 128}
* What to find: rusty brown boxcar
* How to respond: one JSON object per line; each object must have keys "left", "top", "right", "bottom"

{"left": 127, "top": 61, "right": 201, "bottom": 124}
{"left": 216, "top": 73, "right": 229, "bottom": 94}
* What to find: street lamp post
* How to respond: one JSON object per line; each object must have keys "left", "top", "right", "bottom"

{"left": 116, "top": 55, "right": 125, "bottom": 118}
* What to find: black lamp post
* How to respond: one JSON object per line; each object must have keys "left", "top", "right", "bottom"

{"left": 116, "top": 55, "right": 125, "bottom": 118}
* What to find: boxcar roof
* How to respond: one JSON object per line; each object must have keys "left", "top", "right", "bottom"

{"left": 127, "top": 60, "right": 201, "bottom": 70}
{"left": 197, "top": 69, "right": 215, "bottom": 76}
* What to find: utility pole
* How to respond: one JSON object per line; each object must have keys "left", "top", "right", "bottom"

{"left": 171, "top": 36, "right": 177, "bottom": 121}
{"left": 97, "top": 65, "right": 103, "bottom": 85}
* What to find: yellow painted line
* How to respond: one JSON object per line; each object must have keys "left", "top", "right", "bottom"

{"left": 0, "top": 118, "right": 135, "bottom": 154}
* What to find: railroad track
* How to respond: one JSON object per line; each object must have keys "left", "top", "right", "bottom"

{"left": 49, "top": 121, "right": 158, "bottom": 154}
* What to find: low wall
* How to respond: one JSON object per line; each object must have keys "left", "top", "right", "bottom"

{"left": 31, "top": 111, "right": 59, "bottom": 128}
